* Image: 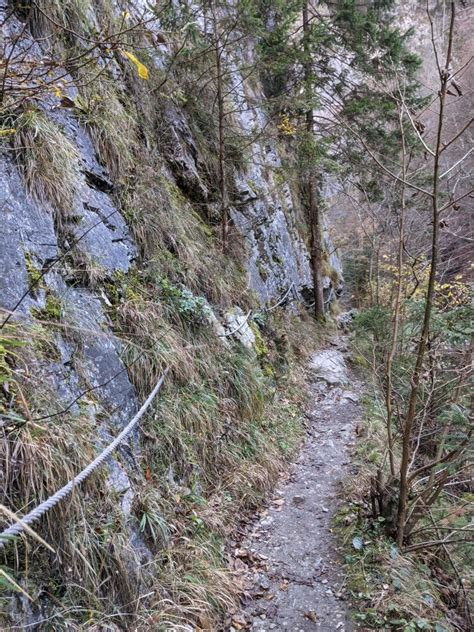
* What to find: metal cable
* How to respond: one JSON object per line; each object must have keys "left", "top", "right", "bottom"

{"left": 218, "top": 310, "right": 252, "bottom": 338}
{"left": 264, "top": 282, "right": 295, "bottom": 313}
{"left": 0, "top": 369, "right": 168, "bottom": 549}
{"left": 218, "top": 283, "right": 296, "bottom": 338}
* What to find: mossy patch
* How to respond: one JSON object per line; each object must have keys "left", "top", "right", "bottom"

{"left": 24, "top": 251, "right": 43, "bottom": 296}
{"left": 250, "top": 321, "right": 275, "bottom": 378}
{"left": 31, "top": 292, "right": 62, "bottom": 322}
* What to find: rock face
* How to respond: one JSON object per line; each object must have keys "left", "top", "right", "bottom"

{"left": 0, "top": 0, "right": 343, "bottom": 517}
{"left": 0, "top": 0, "right": 343, "bottom": 316}
{"left": 227, "top": 64, "right": 315, "bottom": 303}
{"left": 0, "top": 153, "right": 58, "bottom": 316}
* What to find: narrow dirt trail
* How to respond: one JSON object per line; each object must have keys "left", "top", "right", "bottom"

{"left": 237, "top": 337, "right": 362, "bottom": 631}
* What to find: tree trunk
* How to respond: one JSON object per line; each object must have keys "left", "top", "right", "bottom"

{"left": 212, "top": 4, "right": 229, "bottom": 252}
{"left": 303, "top": 2, "right": 325, "bottom": 318}
{"left": 385, "top": 106, "right": 407, "bottom": 478}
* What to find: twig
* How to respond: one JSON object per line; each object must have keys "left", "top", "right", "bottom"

{"left": 439, "top": 147, "right": 473, "bottom": 178}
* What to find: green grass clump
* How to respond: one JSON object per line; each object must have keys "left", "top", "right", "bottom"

{"left": 0, "top": 324, "right": 25, "bottom": 388}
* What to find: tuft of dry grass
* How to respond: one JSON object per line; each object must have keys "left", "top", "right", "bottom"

{"left": 66, "top": 249, "right": 108, "bottom": 288}
{"left": 13, "top": 108, "right": 80, "bottom": 230}
{"left": 27, "top": 0, "right": 92, "bottom": 42}
{"left": 148, "top": 537, "right": 237, "bottom": 630}
{"left": 0, "top": 314, "right": 150, "bottom": 625}
{"left": 74, "top": 69, "right": 138, "bottom": 182}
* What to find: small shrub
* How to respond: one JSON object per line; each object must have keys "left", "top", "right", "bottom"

{"left": 158, "top": 277, "right": 212, "bottom": 325}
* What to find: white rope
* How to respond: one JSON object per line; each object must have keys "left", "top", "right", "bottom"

{"left": 0, "top": 370, "right": 168, "bottom": 549}
{"left": 265, "top": 282, "right": 295, "bottom": 313}
{"left": 218, "top": 283, "right": 296, "bottom": 338}
{"left": 218, "top": 310, "right": 252, "bottom": 338}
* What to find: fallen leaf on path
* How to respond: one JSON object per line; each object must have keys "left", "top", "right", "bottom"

{"left": 304, "top": 610, "right": 318, "bottom": 621}
{"left": 229, "top": 556, "right": 248, "bottom": 572}
{"left": 230, "top": 613, "right": 249, "bottom": 629}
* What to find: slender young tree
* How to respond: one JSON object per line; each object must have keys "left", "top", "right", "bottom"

{"left": 208, "top": 1, "right": 230, "bottom": 251}
{"left": 328, "top": 1, "right": 472, "bottom": 551}
{"left": 303, "top": 1, "right": 325, "bottom": 317}
{"left": 384, "top": 104, "right": 407, "bottom": 478}
{"left": 395, "top": 1, "right": 456, "bottom": 547}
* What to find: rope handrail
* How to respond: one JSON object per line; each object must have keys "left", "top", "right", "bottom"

{"left": 218, "top": 283, "right": 296, "bottom": 338}
{"left": 265, "top": 282, "right": 295, "bottom": 313}
{"left": 0, "top": 369, "right": 168, "bottom": 549}
{"left": 218, "top": 310, "right": 252, "bottom": 338}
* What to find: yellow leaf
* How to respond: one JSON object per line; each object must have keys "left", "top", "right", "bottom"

{"left": 54, "top": 85, "right": 62, "bottom": 98}
{"left": 0, "top": 128, "right": 16, "bottom": 136}
{"left": 122, "top": 50, "right": 149, "bottom": 80}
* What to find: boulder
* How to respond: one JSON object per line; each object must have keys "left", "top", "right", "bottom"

{"left": 309, "top": 349, "right": 348, "bottom": 386}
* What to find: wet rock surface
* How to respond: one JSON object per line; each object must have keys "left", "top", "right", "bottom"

{"left": 236, "top": 338, "right": 361, "bottom": 631}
